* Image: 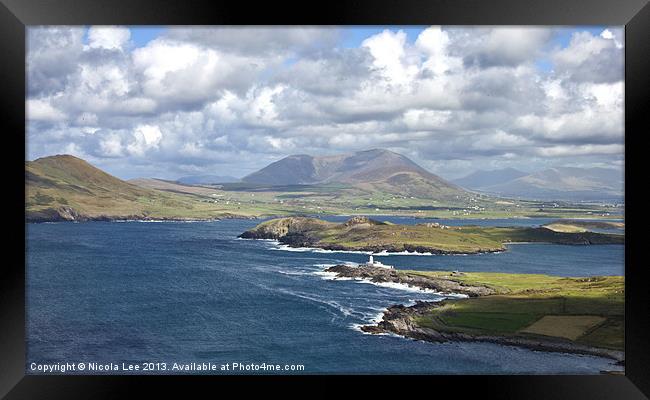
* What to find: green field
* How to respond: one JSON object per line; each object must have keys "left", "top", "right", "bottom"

{"left": 406, "top": 271, "right": 624, "bottom": 351}
{"left": 543, "top": 220, "right": 625, "bottom": 233}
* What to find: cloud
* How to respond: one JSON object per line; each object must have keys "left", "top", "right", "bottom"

{"left": 164, "top": 27, "right": 341, "bottom": 56}
{"left": 26, "top": 26, "right": 624, "bottom": 179}
{"left": 536, "top": 144, "right": 624, "bottom": 157}
{"left": 27, "top": 27, "right": 85, "bottom": 96}
{"left": 99, "top": 133, "right": 124, "bottom": 157}
{"left": 27, "top": 98, "right": 67, "bottom": 121}
{"left": 132, "top": 38, "right": 272, "bottom": 109}
{"left": 552, "top": 28, "right": 624, "bottom": 83}
{"left": 127, "top": 124, "right": 163, "bottom": 156}
{"left": 459, "top": 27, "right": 552, "bottom": 68}
{"left": 86, "top": 26, "right": 131, "bottom": 50}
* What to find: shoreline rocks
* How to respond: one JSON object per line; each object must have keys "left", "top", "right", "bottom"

{"left": 325, "top": 264, "right": 496, "bottom": 297}
{"left": 26, "top": 206, "right": 255, "bottom": 223}
{"left": 361, "top": 301, "right": 625, "bottom": 362}
{"left": 325, "top": 263, "right": 623, "bottom": 362}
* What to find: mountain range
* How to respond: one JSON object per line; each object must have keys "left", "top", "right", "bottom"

{"left": 453, "top": 168, "right": 529, "bottom": 189}
{"left": 453, "top": 167, "right": 623, "bottom": 202}
{"left": 25, "top": 150, "right": 623, "bottom": 222}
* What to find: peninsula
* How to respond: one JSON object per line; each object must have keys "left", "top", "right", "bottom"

{"left": 239, "top": 216, "right": 624, "bottom": 254}
{"left": 326, "top": 264, "right": 624, "bottom": 361}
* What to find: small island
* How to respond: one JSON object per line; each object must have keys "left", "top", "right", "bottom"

{"left": 326, "top": 264, "right": 624, "bottom": 361}
{"left": 239, "top": 216, "right": 624, "bottom": 254}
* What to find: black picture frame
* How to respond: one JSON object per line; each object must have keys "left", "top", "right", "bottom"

{"left": 2, "top": 0, "right": 649, "bottom": 398}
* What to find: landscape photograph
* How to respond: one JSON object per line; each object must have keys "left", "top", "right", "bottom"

{"left": 26, "top": 25, "right": 624, "bottom": 374}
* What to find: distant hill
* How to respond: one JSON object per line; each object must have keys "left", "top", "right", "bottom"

{"left": 25, "top": 155, "right": 222, "bottom": 222}
{"left": 453, "top": 168, "right": 528, "bottom": 189}
{"left": 455, "top": 167, "right": 623, "bottom": 202}
{"left": 241, "top": 149, "right": 465, "bottom": 199}
{"left": 177, "top": 174, "right": 239, "bottom": 185}
{"left": 128, "top": 178, "right": 224, "bottom": 197}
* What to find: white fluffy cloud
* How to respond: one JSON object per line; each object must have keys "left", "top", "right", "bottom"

{"left": 27, "top": 98, "right": 67, "bottom": 121}
{"left": 127, "top": 124, "right": 163, "bottom": 156}
{"left": 26, "top": 26, "right": 624, "bottom": 179}
{"left": 87, "top": 26, "right": 131, "bottom": 50}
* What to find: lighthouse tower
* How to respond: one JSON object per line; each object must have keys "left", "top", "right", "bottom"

{"left": 364, "top": 254, "right": 393, "bottom": 269}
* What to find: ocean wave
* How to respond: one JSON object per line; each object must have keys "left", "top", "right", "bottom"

{"left": 354, "top": 279, "right": 453, "bottom": 295}
{"left": 314, "top": 269, "right": 467, "bottom": 298}
{"left": 270, "top": 244, "right": 436, "bottom": 256}
{"left": 270, "top": 244, "right": 373, "bottom": 254}
{"left": 267, "top": 243, "right": 481, "bottom": 256}
{"left": 312, "top": 271, "right": 352, "bottom": 281}
{"left": 313, "top": 262, "right": 358, "bottom": 268}
{"left": 276, "top": 269, "right": 316, "bottom": 276}
{"left": 113, "top": 219, "right": 212, "bottom": 223}
{"left": 276, "top": 288, "right": 361, "bottom": 318}
{"left": 369, "top": 309, "right": 386, "bottom": 324}
{"left": 372, "top": 249, "right": 432, "bottom": 256}
{"left": 348, "top": 323, "right": 403, "bottom": 338}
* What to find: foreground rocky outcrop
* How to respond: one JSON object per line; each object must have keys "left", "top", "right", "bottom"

{"left": 361, "top": 301, "right": 625, "bottom": 362}
{"left": 324, "top": 264, "right": 495, "bottom": 297}
{"left": 323, "top": 263, "right": 624, "bottom": 362}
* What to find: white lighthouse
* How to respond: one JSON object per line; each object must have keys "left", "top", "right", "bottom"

{"left": 364, "top": 254, "right": 393, "bottom": 269}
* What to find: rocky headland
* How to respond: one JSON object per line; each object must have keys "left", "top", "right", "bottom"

{"left": 324, "top": 264, "right": 495, "bottom": 297}
{"left": 360, "top": 300, "right": 624, "bottom": 362}
{"left": 324, "top": 263, "right": 624, "bottom": 362}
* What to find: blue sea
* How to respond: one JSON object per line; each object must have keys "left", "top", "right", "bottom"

{"left": 26, "top": 217, "right": 624, "bottom": 374}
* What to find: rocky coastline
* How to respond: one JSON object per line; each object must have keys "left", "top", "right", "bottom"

{"left": 324, "top": 264, "right": 495, "bottom": 296}
{"left": 26, "top": 206, "right": 254, "bottom": 223}
{"left": 360, "top": 300, "right": 625, "bottom": 362}
{"left": 239, "top": 219, "right": 506, "bottom": 255}
{"left": 239, "top": 216, "right": 623, "bottom": 256}
{"left": 326, "top": 264, "right": 624, "bottom": 362}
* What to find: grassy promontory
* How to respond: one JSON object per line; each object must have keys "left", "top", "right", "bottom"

{"left": 326, "top": 266, "right": 624, "bottom": 359}
{"left": 543, "top": 219, "right": 624, "bottom": 233}
{"left": 240, "top": 216, "right": 624, "bottom": 254}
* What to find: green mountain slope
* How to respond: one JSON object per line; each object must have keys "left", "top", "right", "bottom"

{"left": 25, "top": 155, "right": 240, "bottom": 221}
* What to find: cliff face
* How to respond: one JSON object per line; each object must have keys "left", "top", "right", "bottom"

{"left": 238, "top": 217, "right": 334, "bottom": 240}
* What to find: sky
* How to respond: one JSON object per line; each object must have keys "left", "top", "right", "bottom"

{"left": 26, "top": 26, "right": 624, "bottom": 180}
